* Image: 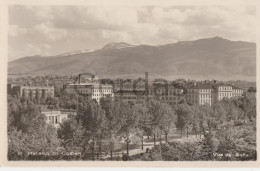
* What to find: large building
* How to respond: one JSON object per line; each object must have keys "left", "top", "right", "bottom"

{"left": 148, "top": 85, "right": 185, "bottom": 105}
{"left": 186, "top": 83, "right": 215, "bottom": 106}
{"left": 114, "top": 81, "right": 244, "bottom": 106}
{"left": 8, "top": 84, "right": 54, "bottom": 99}
{"left": 185, "top": 82, "right": 244, "bottom": 106}
{"left": 114, "top": 90, "right": 146, "bottom": 102}
{"left": 64, "top": 83, "right": 114, "bottom": 103}
{"left": 114, "top": 84, "right": 186, "bottom": 105}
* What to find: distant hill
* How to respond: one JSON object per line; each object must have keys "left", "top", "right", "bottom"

{"left": 8, "top": 37, "right": 256, "bottom": 81}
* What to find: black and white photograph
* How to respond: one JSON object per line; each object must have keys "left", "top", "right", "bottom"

{"left": 1, "top": 0, "right": 258, "bottom": 166}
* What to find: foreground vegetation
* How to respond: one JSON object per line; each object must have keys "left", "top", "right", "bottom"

{"left": 8, "top": 91, "right": 256, "bottom": 161}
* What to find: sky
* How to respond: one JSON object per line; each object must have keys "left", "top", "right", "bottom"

{"left": 8, "top": 5, "right": 256, "bottom": 61}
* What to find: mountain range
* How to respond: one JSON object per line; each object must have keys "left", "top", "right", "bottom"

{"left": 8, "top": 37, "right": 256, "bottom": 81}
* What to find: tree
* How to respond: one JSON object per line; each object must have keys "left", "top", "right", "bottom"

{"left": 131, "top": 103, "right": 149, "bottom": 150}
{"left": 135, "top": 102, "right": 150, "bottom": 150}
{"left": 76, "top": 100, "right": 107, "bottom": 160}
{"left": 100, "top": 97, "right": 122, "bottom": 159}
{"left": 247, "top": 87, "right": 256, "bottom": 93}
{"left": 190, "top": 105, "right": 201, "bottom": 137}
{"left": 157, "top": 103, "right": 175, "bottom": 144}
{"left": 239, "top": 93, "right": 256, "bottom": 122}
{"left": 175, "top": 103, "right": 192, "bottom": 137}
{"left": 59, "top": 92, "right": 79, "bottom": 110}
{"left": 57, "top": 117, "right": 86, "bottom": 159}
{"left": 8, "top": 96, "right": 60, "bottom": 160}
{"left": 146, "top": 99, "right": 161, "bottom": 146}
{"left": 211, "top": 101, "right": 227, "bottom": 128}
{"left": 118, "top": 101, "right": 140, "bottom": 155}
{"left": 198, "top": 105, "right": 214, "bottom": 132}
{"left": 45, "top": 96, "right": 59, "bottom": 109}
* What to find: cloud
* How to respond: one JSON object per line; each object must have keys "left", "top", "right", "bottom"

{"left": 24, "top": 43, "right": 51, "bottom": 56}
{"left": 8, "top": 43, "right": 51, "bottom": 61}
{"left": 33, "top": 23, "right": 68, "bottom": 41}
{"left": 8, "top": 5, "right": 256, "bottom": 61}
{"left": 9, "top": 25, "right": 27, "bottom": 37}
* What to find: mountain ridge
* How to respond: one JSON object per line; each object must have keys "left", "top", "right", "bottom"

{"left": 8, "top": 37, "right": 256, "bottom": 80}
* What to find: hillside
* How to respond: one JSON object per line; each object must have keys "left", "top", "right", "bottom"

{"left": 8, "top": 37, "right": 256, "bottom": 81}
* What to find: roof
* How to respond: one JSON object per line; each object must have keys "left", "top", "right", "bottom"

{"left": 20, "top": 85, "right": 54, "bottom": 88}
{"left": 232, "top": 85, "right": 243, "bottom": 90}
{"left": 187, "top": 83, "right": 214, "bottom": 89}
{"left": 114, "top": 90, "right": 145, "bottom": 93}
{"left": 67, "top": 83, "right": 113, "bottom": 87}
{"left": 186, "top": 82, "right": 243, "bottom": 90}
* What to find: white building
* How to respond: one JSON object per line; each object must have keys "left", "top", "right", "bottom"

{"left": 64, "top": 83, "right": 114, "bottom": 103}
{"left": 42, "top": 110, "right": 76, "bottom": 128}
{"left": 215, "top": 84, "right": 233, "bottom": 101}
{"left": 185, "top": 83, "right": 244, "bottom": 106}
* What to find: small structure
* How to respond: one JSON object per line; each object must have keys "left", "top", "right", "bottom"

{"left": 42, "top": 110, "right": 76, "bottom": 128}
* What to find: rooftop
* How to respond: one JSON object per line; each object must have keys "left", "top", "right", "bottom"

{"left": 186, "top": 82, "right": 242, "bottom": 90}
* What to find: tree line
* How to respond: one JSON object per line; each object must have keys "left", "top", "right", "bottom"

{"left": 7, "top": 91, "right": 256, "bottom": 160}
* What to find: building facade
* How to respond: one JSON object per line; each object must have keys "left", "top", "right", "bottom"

{"left": 186, "top": 83, "right": 214, "bottom": 106}
{"left": 185, "top": 83, "right": 244, "bottom": 106}
{"left": 114, "top": 90, "right": 145, "bottom": 102}
{"left": 215, "top": 84, "right": 233, "bottom": 101}
{"left": 232, "top": 86, "right": 244, "bottom": 97}
{"left": 64, "top": 83, "right": 114, "bottom": 103}
{"left": 42, "top": 110, "right": 76, "bottom": 128}
{"left": 114, "top": 84, "right": 186, "bottom": 105}
{"left": 148, "top": 85, "right": 185, "bottom": 105}
{"left": 9, "top": 84, "right": 54, "bottom": 99}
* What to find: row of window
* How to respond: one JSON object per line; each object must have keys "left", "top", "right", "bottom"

{"left": 219, "top": 86, "right": 232, "bottom": 91}
{"left": 93, "top": 94, "right": 112, "bottom": 97}
{"left": 200, "top": 99, "right": 212, "bottom": 104}
{"left": 188, "top": 89, "right": 213, "bottom": 93}
{"left": 22, "top": 93, "right": 53, "bottom": 97}
{"left": 69, "top": 89, "right": 113, "bottom": 94}
{"left": 93, "top": 89, "right": 112, "bottom": 92}
{"left": 187, "top": 94, "right": 213, "bottom": 98}
{"left": 187, "top": 99, "right": 198, "bottom": 104}
{"left": 149, "top": 89, "right": 183, "bottom": 95}
{"left": 219, "top": 92, "right": 232, "bottom": 97}
{"left": 22, "top": 88, "right": 52, "bottom": 92}
{"left": 233, "top": 90, "right": 243, "bottom": 93}
{"left": 116, "top": 93, "right": 144, "bottom": 96}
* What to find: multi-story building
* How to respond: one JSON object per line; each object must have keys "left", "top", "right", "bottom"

{"left": 148, "top": 85, "right": 185, "bottom": 105}
{"left": 185, "top": 82, "right": 244, "bottom": 106}
{"left": 186, "top": 83, "right": 215, "bottom": 106}
{"left": 114, "top": 90, "right": 145, "bottom": 102}
{"left": 114, "top": 84, "right": 186, "bottom": 105}
{"left": 232, "top": 85, "right": 244, "bottom": 97}
{"left": 9, "top": 84, "right": 54, "bottom": 99}
{"left": 64, "top": 83, "right": 114, "bottom": 103}
{"left": 215, "top": 84, "right": 233, "bottom": 101}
